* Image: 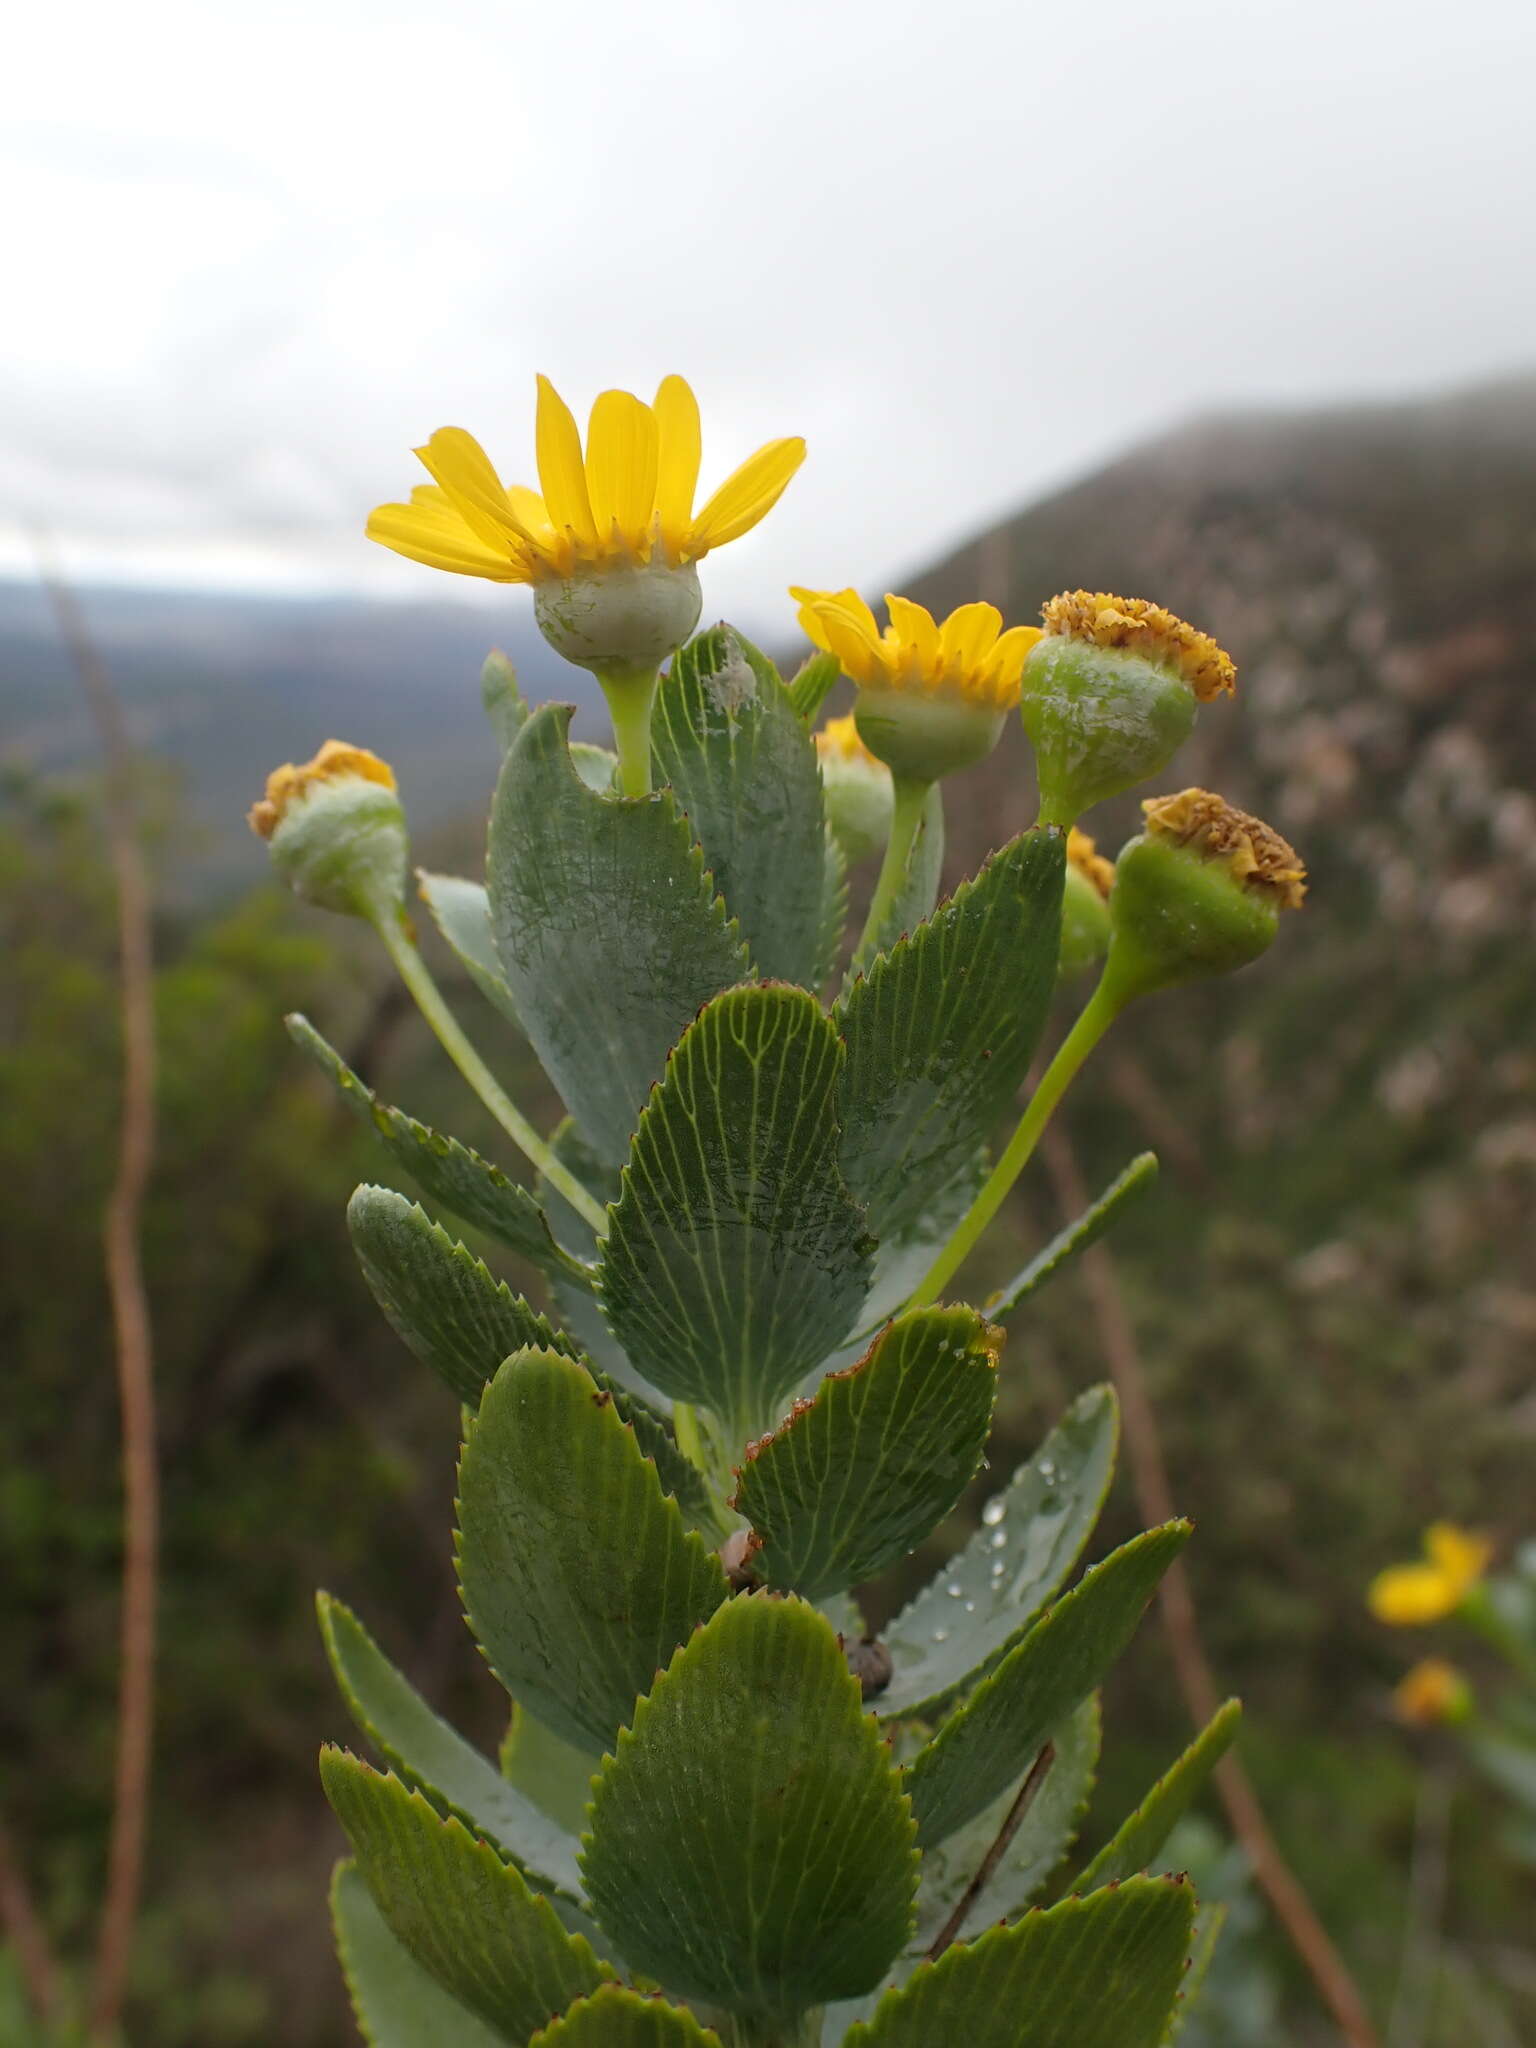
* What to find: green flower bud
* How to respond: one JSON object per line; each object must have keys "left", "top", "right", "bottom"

{"left": 1057, "top": 828, "right": 1114, "bottom": 980}
{"left": 248, "top": 741, "right": 408, "bottom": 921}
{"left": 533, "top": 558, "right": 702, "bottom": 674}
{"left": 815, "top": 715, "right": 894, "bottom": 863}
{"left": 853, "top": 687, "right": 1005, "bottom": 785}
{"left": 1021, "top": 592, "right": 1237, "bottom": 828}
{"left": 1101, "top": 788, "right": 1306, "bottom": 1003}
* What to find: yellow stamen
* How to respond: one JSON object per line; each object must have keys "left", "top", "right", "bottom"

{"left": 1067, "top": 827, "right": 1114, "bottom": 899}
{"left": 792, "top": 587, "right": 1040, "bottom": 711}
{"left": 1142, "top": 788, "right": 1307, "bottom": 910}
{"left": 248, "top": 740, "right": 396, "bottom": 840}
{"left": 1041, "top": 591, "right": 1237, "bottom": 701}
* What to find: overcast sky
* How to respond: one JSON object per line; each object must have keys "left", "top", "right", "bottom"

{"left": 4, "top": 0, "right": 1533, "bottom": 630}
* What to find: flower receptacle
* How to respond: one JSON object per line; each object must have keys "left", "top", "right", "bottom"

{"left": 854, "top": 686, "right": 1005, "bottom": 786}
{"left": 1022, "top": 636, "right": 1198, "bottom": 829}
{"left": 534, "top": 558, "right": 702, "bottom": 673}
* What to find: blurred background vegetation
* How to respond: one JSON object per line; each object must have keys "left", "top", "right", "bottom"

{"left": 3, "top": 373, "right": 1534, "bottom": 2042}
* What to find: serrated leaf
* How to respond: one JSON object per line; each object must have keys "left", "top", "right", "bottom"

{"left": 878, "top": 1385, "right": 1119, "bottom": 1720}
{"left": 599, "top": 985, "right": 874, "bottom": 1438}
{"left": 834, "top": 830, "right": 1064, "bottom": 1244}
{"left": 652, "top": 626, "right": 826, "bottom": 987}
{"left": 317, "top": 1592, "right": 584, "bottom": 1902}
{"left": 332, "top": 1861, "right": 508, "bottom": 2048}
{"left": 905, "top": 1522, "right": 1190, "bottom": 1846}
{"left": 581, "top": 1596, "right": 917, "bottom": 2021}
{"left": 346, "top": 1188, "right": 714, "bottom": 1529}
{"left": 1078, "top": 1700, "right": 1241, "bottom": 1893}
{"left": 860, "top": 779, "right": 945, "bottom": 967}
{"left": 536, "top": 1121, "right": 664, "bottom": 1406}
{"left": 1166, "top": 1906, "right": 1227, "bottom": 2042}
{"left": 989, "top": 1154, "right": 1159, "bottom": 1317}
{"left": 909, "top": 1695, "right": 1102, "bottom": 1951}
{"left": 322, "top": 1752, "right": 611, "bottom": 2039}
{"left": 736, "top": 1307, "right": 1001, "bottom": 1599}
{"left": 418, "top": 872, "right": 522, "bottom": 1029}
{"left": 457, "top": 1349, "right": 728, "bottom": 1752}
{"left": 843, "top": 1876, "right": 1195, "bottom": 2048}
{"left": 482, "top": 648, "right": 529, "bottom": 753}
{"left": 815, "top": 829, "right": 848, "bottom": 991}
{"left": 499, "top": 1707, "right": 600, "bottom": 1839}
{"left": 788, "top": 649, "right": 840, "bottom": 723}
{"left": 529, "top": 1986, "right": 722, "bottom": 2047}
{"left": 486, "top": 702, "right": 749, "bottom": 1166}
{"left": 288, "top": 1013, "right": 583, "bottom": 1282}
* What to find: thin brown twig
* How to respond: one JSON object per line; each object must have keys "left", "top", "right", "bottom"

{"left": 1039, "top": 1121, "right": 1382, "bottom": 2048}
{"left": 35, "top": 538, "right": 161, "bottom": 2042}
{"left": 0, "top": 1814, "right": 58, "bottom": 2024}
{"left": 926, "top": 1741, "right": 1056, "bottom": 1961}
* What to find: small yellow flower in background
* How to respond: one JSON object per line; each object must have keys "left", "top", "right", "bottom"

{"left": 1369, "top": 1523, "right": 1493, "bottom": 1627}
{"left": 1393, "top": 1658, "right": 1473, "bottom": 1727}
{"left": 1067, "top": 827, "right": 1115, "bottom": 900}
{"left": 248, "top": 740, "right": 396, "bottom": 841}
{"left": 815, "top": 714, "right": 894, "bottom": 865}
{"left": 792, "top": 589, "right": 1040, "bottom": 710}
{"left": 368, "top": 375, "right": 805, "bottom": 587}
{"left": 248, "top": 739, "right": 407, "bottom": 921}
{"left": 814, "top": 713, "right": 882, "bottom": 767}
{"left": 1142, "top": 788, "right": 1308, "bottom": 911}
{"left": 1058, "top": 827, "right": 1116, "bottom": 981}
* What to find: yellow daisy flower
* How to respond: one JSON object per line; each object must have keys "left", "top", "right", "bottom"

{"left": 1368, "top": 1523, "right": 1492, "bottom": 1627}
{"left": 791, "top": 589, "right": 1039, "bottom": 711}
{"left": 1393, "top": 1658, "right": 1472, "bottom": 1727}
{"left": 368, "top": 374, "right": 804, "bottom": 586}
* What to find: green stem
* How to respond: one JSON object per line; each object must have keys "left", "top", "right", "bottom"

{"left": 597, "top": 663, "right": 660, "bottom": 798}
{"left": 853, "top": 774, "right": 929, "bottom": 967}
{"left": 374, "top": 910, "right": 608, "bottom": 1237}
{"left": 910, "top": 977, "right": 1127, "bottom": 1307}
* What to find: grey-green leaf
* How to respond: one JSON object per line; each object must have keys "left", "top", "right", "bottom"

{"left": 735, "top": 1306, "right": 1001, "bottom": 1599}
{"left": 529, "top": 1986, "right": 723, "bottom": 2047}
{"left": 321, "top": 1753, "right": 611, "bottom": 2040}
{"left": 1076, "top": 1699, "right": 1241, "bottom": 1892}
{"left": 652, "top": 626, "right": 826, "bottom": 987}
{"left": 317, "top": 1592, "right": 583, "bottom": 1902}
{"left": 599, "top": 985, "right": 874, "bottom": 1438}
{"left": 332, "top": 1861, "right": 508, "bottom": 2048}
{"left": 843, "top": 1876, "right": 1195, "bottom": 2048}
{"left": 909, "top": 1696, "right": 1102, "bottom": 1951}
{"left": 878, "top": 1385, "right": 1119, "bottom": 1719}
{"left": 417, "top": 872, "right": 522, "bottom": 1029}
{"left": 905, "top": 1522, "right": 1191, "bottom": 1846}
{"left": 835, "top": 829, "right": 1065, "bottom": 1244}
{"left": 1167, "top": 1905, "right": 1228, "bottom": 2041}
{"left": 788, "top": 649, "right": 840, "bottom": 724}
{"left": 287, "top": 1013, "right": 582, "bottom": 1281}
{"left": 482, "top": 649, "right": 529, "bottom": 754}
{"left": 990, "top": 1154, "right": 1159, "bottom": 1317}
{"left": 456, "top": 1348, "right": 728, "bottom": 1752}
{"left": 581, "top": 1596, "right": 917, "bottom": 2021}
{"left": 486, "top": 702, "right": 748, "bottom": 1166}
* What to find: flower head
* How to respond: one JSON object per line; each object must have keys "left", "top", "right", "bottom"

{"left": 1058, "top": 827, "right": 1115, "bottom": 980}
{"left": 368, "top": 375, "right": 804, "bottom": 587}
{"left": 815, "top": 714, "right": 894, "bottom": 864}
{"left": 1393, "top": 1659, "right": 1473, "bottom": 1728}
{"left": 1369, "top": 1523, "right": 1493, "bottom": 1627}
{"left": 248, "top": 740, "right": 407, "bottom": 921}
{"left": 1142, "top": 788, "right": 1307, "bottom": 910}
{"left": 1067, "top": 827, "right": 1115, "bottom": 899}
{"left": 1040, "top": 591, "right": 1236, "bottom": 702}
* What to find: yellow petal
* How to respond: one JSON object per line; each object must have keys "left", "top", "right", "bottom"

{"left": 688, "top": 436, "right": 806, "bottom": 553}
{"left": 884, "top": 594, "right": 941, "bottom": 673}
{"left": 585, "top": 389, "right": 659, "bottom": 553}
{"left": 535, "top": 374, "right": 599, "bottom": 548}
{"left": 1425, "top": 1523, "right": 1491, "bottom": 1589}
{"left": 938, "top": 601, "right": 1003, "bottom": 673}
{"left": 1367, "top": 1562, "right": 1461, "bottom": 1627}
{"left": 986, "top": 623, "right": 1043, "bottom": 697}
{"left": 412, "top": 428, "right": 525, "bottom": 553}
{"left": 804, "top": 593, "right": 886, "bottom": 689}
{"left": 790, "top": 585, "right": 836, "bottom": 654}
{"left": 366, "top": 502, "right": 529, "bottom": 583}
{"left": 654, "top": 375, "right": 702, "bottom": 555}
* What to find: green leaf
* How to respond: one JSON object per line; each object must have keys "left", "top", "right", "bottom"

{"left": 581, "top": 1595, "right": 917, "bottom": 2021}
{"left": 482, "top": 648, "right": 529, "bottom": 754}
{"left": 568, "top": 742, "right": 619, "bottom": 793}
{"left": 486, "top": 702, "right": 749, "bottom": 1166}
{"left": 904, "top": 1522, "right": 1190, "bottom": 1846}
{"left": 788, "top": 649, "right": 840, "bottom": 724}
{"left": 909, "top": 1696, "right": 1102, "bottom": 1951}
{"left": 735, "top": 1306, "right": 1001, "bottom": 1599}
{"left": 1166, "top": 1906, "right": 1228, "bottom": 2041}
{"left": 814, "top": 829, "right": 848, "bottom": 991}
{"left": 1077, "top": 1699, "right": 1241, "bottom": 1892}
{"left": 456, "top": 1348, "right": 728, "bottom": 1752}
{"left": 861, "top": 780, "right": 945, "bottom": 966}
{"left": 499, "top": 1706, "right": 600, "bottom": 1839}
{"left": 652, "top": 626, "right": 826, "bottom": 987}
{"left": 843, "top": 1876, "right": 1195, "bottom": 2048}
{"left": 287, "top": 1013, "right": 583, "bottom": 1282}
{"left": 529, "top": 1987, "right": 722, "bottom": 2047}
{"left": 599, "top": 985, "right": 874, "bottom": 1437}
{"left": 834, "top": 829, "right": 1065, "bottom": 1244}
{"left": 317, "top": 1592, "right": 584, "bottom": 1902}
{"left": 417, "top": 872, "right": 522, "bottom": 1029}
{"left": 989, "top": 1154, "right": 1159, "bottom": 1317}
{"left": 537, "top": 1122, "right": 661, "bottom": 1404}
{"left": 322, "top": 1751, "right": 611, "bottom": 2040}
{"left": 878, "top": 1385, "right": 1120, "bottom": 1719}
{"left": 332, "top": 1861, "right": 508, "bottom": 2048}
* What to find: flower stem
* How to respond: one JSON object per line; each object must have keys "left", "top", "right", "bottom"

{"left": 597, "top": 663, "right": 660, "bottom": 798}
{"left": 909, "top": 978, "right": 1126, "bottom": 1307}
{"left": 374, "top": 910, "right": 608, "bottom": 1237}
{"left": 853, "top": 774, "right": 930, "bottom": 968}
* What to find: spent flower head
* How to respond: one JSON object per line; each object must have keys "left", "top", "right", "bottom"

{"left": 248, "top": 740, "right": 407, "bottom": 922}
{"left": 815, "top": 714, "right": 894, "bottom": 864}
{"left": 1022, "top": 590, "right": 1237, "bottom": 827}
{"left": 793, "top": 587, "right": 1040, "bottom": 783}
{"left": 1393, "top": 1658, "right": 1473, "bottom": 1728}
{"left": 1369, "top": 1523, "right": 1493, "bottom": 1627}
